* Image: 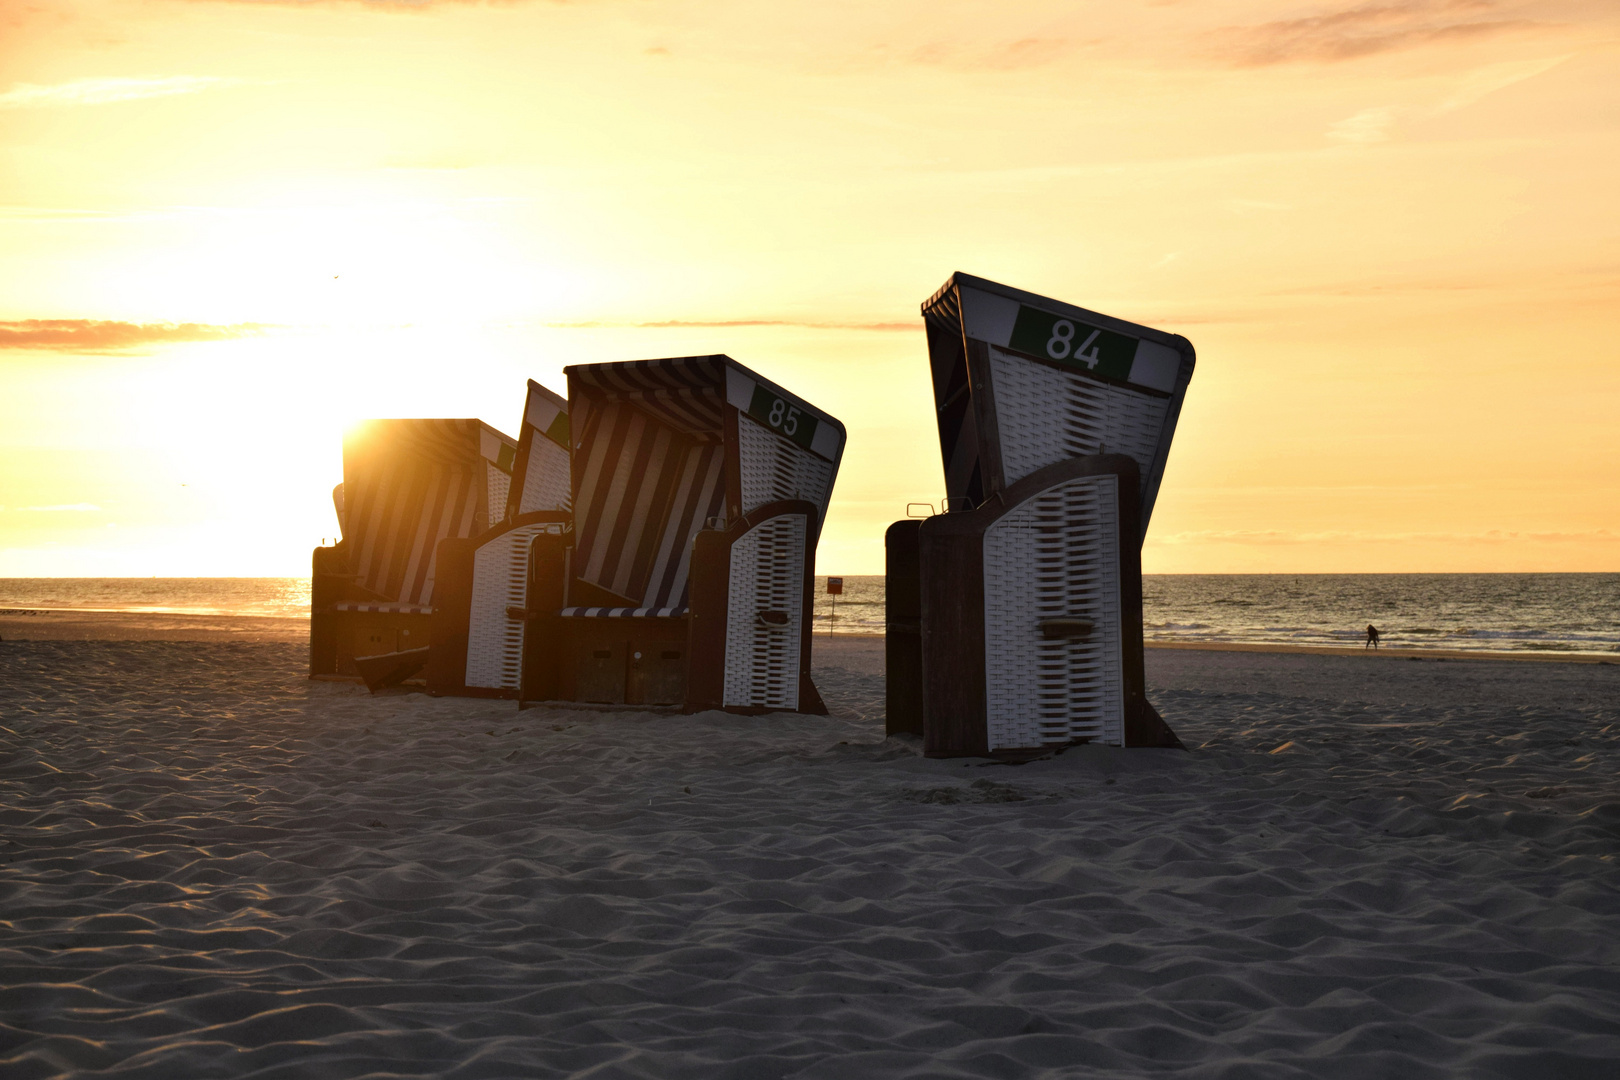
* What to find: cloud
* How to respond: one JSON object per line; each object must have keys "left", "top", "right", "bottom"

{"left": 1328, "top": 105, "right": 1400, "bottom": 142}
{"left": 8, "top": 504, "right": 103, "bottom": 513}
{"left": 0, "top": 76, "right": 235, "bottom": 110}
{"left": 0, "top": 320, "right": 267, "bottom": 352}
{"left": 1150, "top": 527, "right": 1619, "bottom": 546}
{"left": 903, "top": 35, "right": 1083, "bottom": 72}
{"left": 1435, "top": 53, "right": 1569, "bottom": 111}
{"left": 1323, "top": 54, "right": 1568, "bottom": 143}
{"left": 1211, "top": 1, "right": 1547, "bottom": 66}
{"left": 548, "top": 319, "right": 914, "bottom": 332}
{"left": 188, "top": 0, "right": 527, "bottom": 9}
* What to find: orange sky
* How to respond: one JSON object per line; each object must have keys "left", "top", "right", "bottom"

{"left": 1, "top": 0, "right": 1616, "bottom": 576}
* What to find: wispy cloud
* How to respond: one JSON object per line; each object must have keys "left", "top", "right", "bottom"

{"left": 1151, "top": 527, "right": 1619, "bottom": 546}
{"left": 6, "top": 504, "right": 103, "bottom": 513}
{"left": 901, "top": 35, "right": 1086, "bottom": 73}
{"left": 1211, "top": 1, "right": 1547, "bottom": 67}
{"left": 192, "top": 0, "right": 514, "bottom": 9}
{"left": 1436, "top": 53, "right": 1569, "bottom": 111}
{"left": 0, "top": 320, "right": 266, "bottom": 352}
{"left": 1323, "top": 53, "right": 1568, "bottom": 143}
{"left": 0, "top": 76, "right": 236, "bottom": 110}
{"left": 547, "top": 319, "right": 915, "bottom": 332}
{"left": 1328, "top": 105, "right": 1400, "bottom": 142}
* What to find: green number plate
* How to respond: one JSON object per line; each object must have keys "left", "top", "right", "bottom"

{"left": 542, "top": 410, "right": 571, "bottom": 450}
{"left": 747, "top": 386, "right": 819, "bottom": 451}
{"left": 1006, "top": 304, "right": 1137, "bottom": 381}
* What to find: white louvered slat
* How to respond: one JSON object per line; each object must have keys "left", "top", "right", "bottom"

{"left": 736, "top": 415, "right": 835, "bottom": 522}
{"left": 465, "top": 522, "right": 562, "bottom": 691}
{"left": 988, "top": 346, "right": 1168, "bottom": 499}
{"left": 722, "top": 514, "right": 806, "bottom": 711}
{"left": 982, "top": 474, "right": 1124, "bottom": 750}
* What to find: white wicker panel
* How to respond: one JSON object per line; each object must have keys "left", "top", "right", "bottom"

{"left": 737, "top": 415, "right": 835, "bottom": 521}
{"left": 982, "top": 474, "right": 1124, "bottom": 750}
{"left": 517, "top": 436, "right": 572, "bottom": 514}
{"left": 988, "top": 346, "right": 1168, "bottom": 493}
{"left": 465, "top": 522, "right": 560, "bottom": 691}
{"left": 485, "top": 462, "right": 512, "bottom": 527}
{"left": 722, "top": 514, "right": 806, "bottom": 710}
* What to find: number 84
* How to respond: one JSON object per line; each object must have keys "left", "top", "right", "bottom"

{"left": 1046, "top": 320, "right": 1102, "bottom": 369}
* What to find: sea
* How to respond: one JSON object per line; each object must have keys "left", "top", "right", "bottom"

{"left": 2, "top": 575, "right": 1617, "bottom": 656}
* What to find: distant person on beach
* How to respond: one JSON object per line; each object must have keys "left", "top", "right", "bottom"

{"left": 1365, "top": 624, "right": 1381, "bottom": 649}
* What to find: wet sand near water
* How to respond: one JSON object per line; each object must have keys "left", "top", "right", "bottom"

{"left": 0, "top": 609, "right": 306, "bottom": 643}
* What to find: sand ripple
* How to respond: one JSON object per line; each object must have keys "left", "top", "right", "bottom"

{"left": 0, "top": 640, "right": 1616, "bottom": 1078}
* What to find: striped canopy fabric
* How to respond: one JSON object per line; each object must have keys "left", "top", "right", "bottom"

{"left": 568, "top": 356, "right": 728, "bottom": 439}
{"left": 341, "top": 419, "right": 517, "bottom": 607}
{"left": 567, "top": 356, "right": 738, "bottom": 609}
{"left": 921, "top": 284, "right": 987, "bottom": 509}
{"left": 566, "top": 354, "right": 846, "bottom": 612}
{"left": 569, "top": 398, "right": 726, "bottom": 609}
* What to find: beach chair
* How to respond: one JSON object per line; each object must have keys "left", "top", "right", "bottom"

{"left": 887, "top": 273, "right": 1194, "bottom": 755}
{"left": 426, "top": 381, "right": 574, "bottom": 698}
{"left": 518, "top": 355, "right": 846, "bottom": 713}
{"left": 310, "top": 418, "right": 519, "bottom": 679}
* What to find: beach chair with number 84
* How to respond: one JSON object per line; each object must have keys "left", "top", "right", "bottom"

{"left": 887, "top": 272, "right": 1195, "bottom": 756}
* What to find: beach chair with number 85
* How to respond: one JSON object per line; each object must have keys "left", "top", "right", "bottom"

{"left": 518, "top": 355, "right": 846, "bottom": 714}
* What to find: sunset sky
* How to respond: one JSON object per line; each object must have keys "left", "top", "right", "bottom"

{"left": 1, "top": 0, "right": 1616, "bottom": 576}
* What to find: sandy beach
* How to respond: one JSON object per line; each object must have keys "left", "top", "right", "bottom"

{"left": 1, "top": 630, "right": 1616, "bottom": 1078}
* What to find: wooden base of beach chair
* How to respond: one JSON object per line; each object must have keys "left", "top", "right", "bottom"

{"left": 517, "top": 500, "right": 828, "bottom": 716}
{"left": 890, "top": 455, "right": 1181, "bottom": 757}
{"left": 884, "top": 519, "right": 924, "bottom": 738}
{"left": 425, "top": 512, "right": 572, "bottom": 699}
{"left": 354, "top": 646, "right": 430, "bottom": 693}
{"left": 310, "top": 543, "right": 436, "bottom": 678}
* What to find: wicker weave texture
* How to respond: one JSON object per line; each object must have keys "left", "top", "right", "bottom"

{"left": 484, "top": 462, "right": 511, "bottom": 533}
{"left": 737, "top": 415, "right": 835, "bottom": 523}
{"left": 982, "top": 474, "right": 1125, "bottom": 750}
{"left": 516, "top": 436, "right": 571, "bottom": 515}
{"left": 988, "top": 346, "right": 1168, "bottom": 506}
{"left": 722, "top": 513, "right": 806, "bottom": 711}
{"left": 465, "top": 522, "right": 561, "bottom": 691}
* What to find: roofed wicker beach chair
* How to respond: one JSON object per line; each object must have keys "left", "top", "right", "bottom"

{"left": 426, "top": 380, "right": 574, "bottom": 698}
{"left": 886, "top": 273, "right": 1194, "bottom": 756}
{"left": 311, "top": 418, "right": 520, "bottom": 681}
{"left": 517, "top": 355, "right": 846, "bottom": 713}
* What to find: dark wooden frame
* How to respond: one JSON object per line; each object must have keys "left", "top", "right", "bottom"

{"left": 424, "top": 510, "right": 573, "bottom": 698}
{"left": 517, "top": 499, "right": 827, "bottom": 716}
{"left": 884, "top": 519, "right": 924, "bottom": 737}
{"left": 913, "top": 454, "right": 1181, "bottom": 758}
{"left": 309, "top": 541, "right": 433, "bottom": 679}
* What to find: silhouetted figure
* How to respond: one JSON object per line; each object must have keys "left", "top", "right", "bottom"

{"left": 1365, "top": 624, "right": 1381, "bottom": 649}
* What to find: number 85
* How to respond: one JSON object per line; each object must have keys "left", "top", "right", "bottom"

{"left": 768, "top": 398, "right": 800, "bottom": 435}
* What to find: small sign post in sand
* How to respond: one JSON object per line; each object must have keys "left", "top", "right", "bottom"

{"left": 826, "top": 577, "right": 843, "bottom": 635}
